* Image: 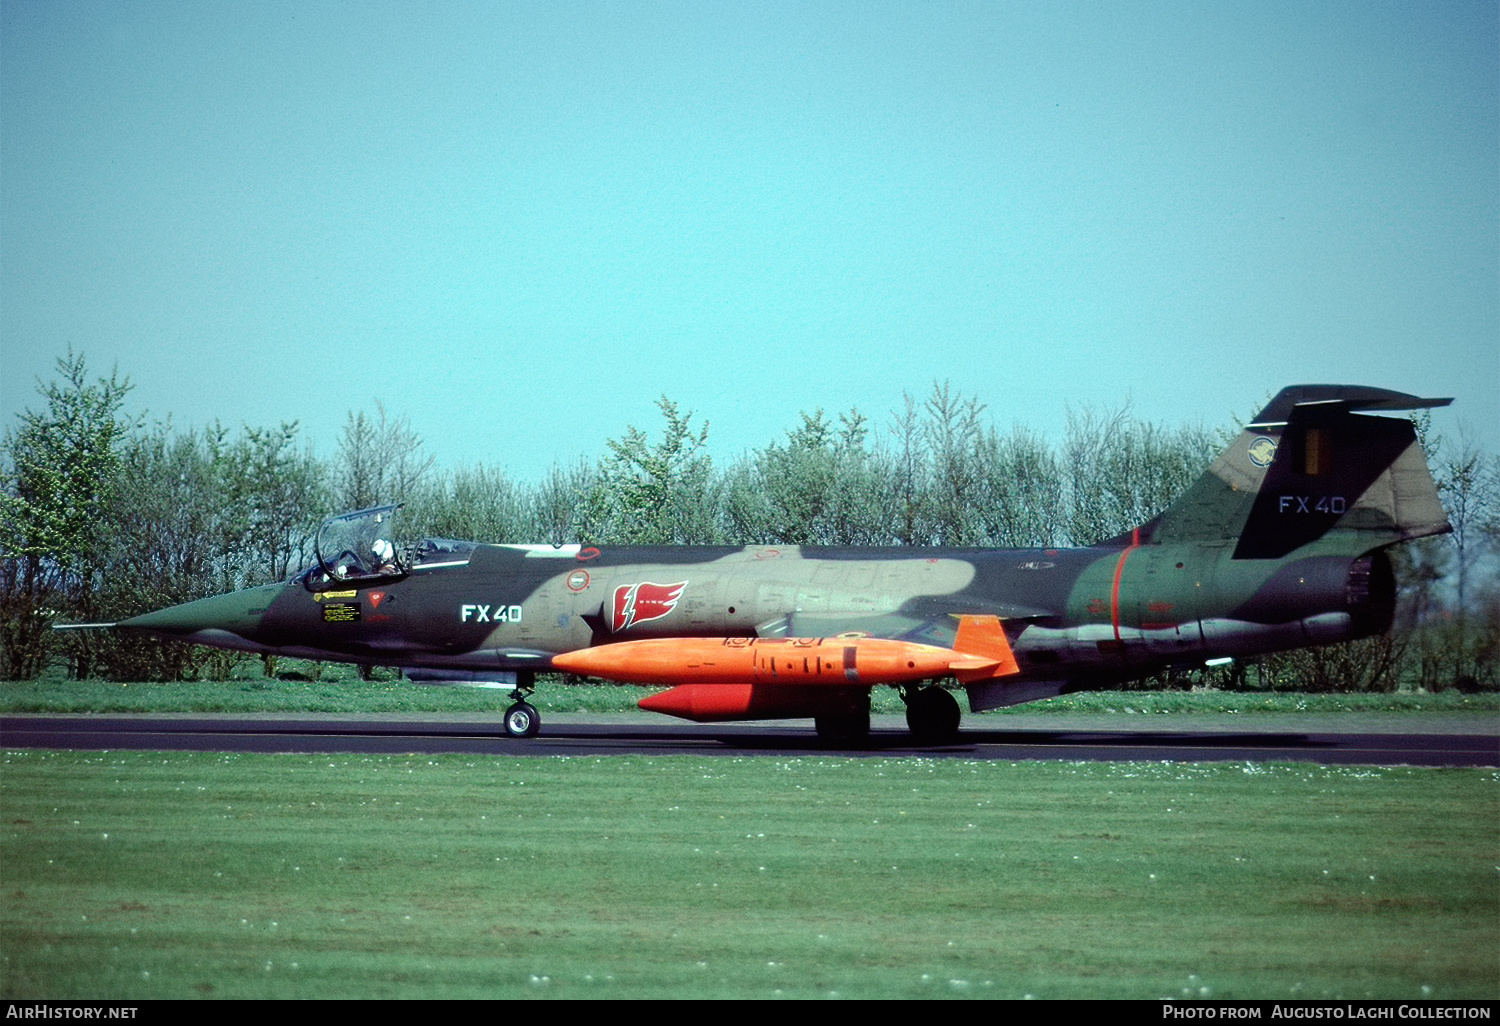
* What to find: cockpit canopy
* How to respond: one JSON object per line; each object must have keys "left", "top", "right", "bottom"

{"left": 309, "top": 504, "right": 406, "bottom": 587}
{"left": 303, "top": 505, "right": 480, "bottom": 590}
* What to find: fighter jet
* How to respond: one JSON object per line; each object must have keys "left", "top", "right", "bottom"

{"left": 104, "top": 385, "right": 1451, "bottom": 743}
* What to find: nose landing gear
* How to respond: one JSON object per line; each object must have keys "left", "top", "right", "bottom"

{"left": 503, "top": 672, "right": 541, "bottom": 738}
{"left": 503, "top": 700, "right": 540, "bottom": 738}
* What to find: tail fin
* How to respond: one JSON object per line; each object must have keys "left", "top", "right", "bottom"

{"left": 1148, "top": 385, "right": 1451, "bottom": 559}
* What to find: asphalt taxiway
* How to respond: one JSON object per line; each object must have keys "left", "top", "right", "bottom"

{"left": 2, "top": 712, "right": 1495, "bottom": 766}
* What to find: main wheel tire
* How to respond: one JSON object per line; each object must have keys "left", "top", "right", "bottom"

{"left": 503, "top": 701, "right": 541, "bottom": 738}
{"left": 814, "top": 710, "right": 871, "bottom": 746}
{"left": 905, "top": 686, "right": 960, "bottom": 743}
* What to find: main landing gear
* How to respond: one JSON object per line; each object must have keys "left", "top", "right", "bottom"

{"left": 813, "top": 689, "right": 872, "bottom": 746}
{"left": 902, "top": 684, "right": 962, "bottom": 744}
{"left": 812, "top": 685, "right": 964, "bottom": 745}
{"left": 503, "top": 672, "right": 541, "bottom": 739}
{"left": 814, "top": 709, "right": 871, "bottom": 746}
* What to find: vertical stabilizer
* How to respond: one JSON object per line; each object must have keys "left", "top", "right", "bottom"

{"left": 1149, "top": 386, "right": 1451, "bottom": 558}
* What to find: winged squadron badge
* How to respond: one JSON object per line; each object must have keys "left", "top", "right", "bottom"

{"left": 612, "top": 581, "right": 687, "bottom": 632}
{"left": 1248, "top": 436, "right": 1278, "bottom": 468}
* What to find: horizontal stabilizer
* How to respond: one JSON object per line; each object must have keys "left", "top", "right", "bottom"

{"left": 1248, "top": 385, "right": 1451, "bottom": 427}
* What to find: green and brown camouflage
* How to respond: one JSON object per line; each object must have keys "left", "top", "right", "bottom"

{"left": 104, "top": 384, "right": 1451, "bottom": 742}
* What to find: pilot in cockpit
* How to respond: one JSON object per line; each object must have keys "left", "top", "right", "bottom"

{"left": 371, "top": 537, "right": 396, "bottom": 574}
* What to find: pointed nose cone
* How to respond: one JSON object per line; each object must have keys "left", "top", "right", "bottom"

{"left": 119, "top": 585, "right": 278, "bottom": 639}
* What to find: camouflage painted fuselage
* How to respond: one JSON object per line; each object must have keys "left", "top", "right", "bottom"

{"left": 119, "top": 385, "right": 1450, "bottom": 725}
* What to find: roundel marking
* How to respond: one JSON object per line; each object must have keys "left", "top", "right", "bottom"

{"left": 1248, "top": 436, "right": 1278, "bottom": 468}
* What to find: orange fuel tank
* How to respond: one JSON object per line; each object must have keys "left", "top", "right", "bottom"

{"left": 551, "top": 635, "right": 1001, "bottom": 687}
{"left": 637, "top": 683, "right": 872, "bottom": 722}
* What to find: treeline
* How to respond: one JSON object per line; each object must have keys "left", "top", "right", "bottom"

{"left": 2, "top": 352, "right": 1496, "bottom": 691}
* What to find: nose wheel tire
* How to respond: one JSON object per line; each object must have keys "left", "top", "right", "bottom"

{"left": 503, "top": 701, "right": 541, "bottom": 738}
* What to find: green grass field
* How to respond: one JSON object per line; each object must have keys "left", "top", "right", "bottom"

{"left": 1, "top": 749, "right": 1495, "bottom": 999}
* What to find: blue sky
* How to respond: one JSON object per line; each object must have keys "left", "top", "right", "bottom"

{"left": 3, "top": 1, "right": 1495, "bottom": 484}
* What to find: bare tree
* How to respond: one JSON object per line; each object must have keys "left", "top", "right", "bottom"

{"left": 334, "top": 401, "right": 435, "bottom": 511}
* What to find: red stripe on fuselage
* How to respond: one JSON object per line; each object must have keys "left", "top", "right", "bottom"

{"left": 1110, "top": 528, "right": 1141, "bottom": 643}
